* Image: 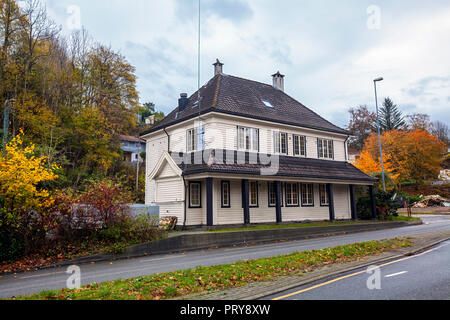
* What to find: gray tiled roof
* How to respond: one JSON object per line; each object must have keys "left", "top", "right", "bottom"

{"left": 143, "top": 74, "right": 350, "bottom": 135}
{"left": 172, "top": 150, "right": 376, "bottom": 183}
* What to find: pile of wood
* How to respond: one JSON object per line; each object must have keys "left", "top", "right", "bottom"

{"left": 159, "top": 216, "right": 178, "bottom": 231}
{"left": 413, "top": 195, "right": 449, "bottom": 208}
{"left": 439, "top": 169, "right": 450, "bottom": 182}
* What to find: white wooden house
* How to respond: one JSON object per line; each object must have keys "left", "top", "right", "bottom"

{"left": 141, "top": 60, "right": 377, "bottom": 227}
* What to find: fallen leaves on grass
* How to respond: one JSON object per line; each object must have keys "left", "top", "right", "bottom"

{"left": 16, "top": 237, "right": 412, "bottom": 301}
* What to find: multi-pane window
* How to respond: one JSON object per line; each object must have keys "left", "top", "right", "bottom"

{"left": 318, "top": 139, "right": 334, "bottom": 159}
{"left": 268, "top": 182, "right": 283, "bottom": 207}
{"left": 249, "top": 181, "right": 258, "bottom": 207}
{"left": 273, "top": 131, "right": 288, "bottom": 155}
{"left": 187, "top": 126, "right": 205, "bottom": 152}
{"left": 293, "top": 135, "right": 307, "bottom": 157}
{"left": 285, "top": 182, "right": 299, "bottom": 206}
{"left": 238, "top": 126, "right": 259, "bottom": 152}
{"left": 268, "top": 182, "right": 276, "bottom": 207}
{"left": 189, "top": 182, "right": 201, "bottom": 208}
{"left": 319, "top": 184, "right": 329, "bottom": 206}
{"left": 301, "top": 183, "right": 314, "bottom": 206}
{"left": 221, "top": 181, "right": 230, "bottom": 208}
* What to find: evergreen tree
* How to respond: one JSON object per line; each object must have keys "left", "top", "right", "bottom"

{"left": 378, "top": 98, "right": 405, "bottom": 131}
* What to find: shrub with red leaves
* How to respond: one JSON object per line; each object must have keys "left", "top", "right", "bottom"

{"left": 79, "top": 181, "right": 133, "bottom": 229}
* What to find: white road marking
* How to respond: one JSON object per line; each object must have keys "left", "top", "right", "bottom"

{"left": 19, "top": 271, "right": 66, "bottom": 280}
{"left": 384, "top": 271, "right": 408, "bottom": 278}
{"left": 139, "top": 256, "right": 180, "bottom": 263}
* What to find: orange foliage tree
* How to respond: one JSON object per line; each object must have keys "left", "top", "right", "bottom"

{"left": 355, "top": 130, "right": 446, "bottom": 184}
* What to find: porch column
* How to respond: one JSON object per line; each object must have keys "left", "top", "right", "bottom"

{"left": 275, "top": 181, "right": 282, "bottom": 223}
{"left": 206, "top": 178, "right": 213, "bottom": 226}
{"left": 242, "top": 179, "right": 250, "bottom": 224}
{"left": 349, "top": 184, "right": 357, "bottom": 220}
{"left": 369, "top": 185, "right": 377, "bottom": 219}
{"left": 327, "top": 183, "right": 335, "bottom": 221}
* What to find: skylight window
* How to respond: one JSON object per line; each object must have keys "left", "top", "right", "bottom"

{"left": 262, "top": 100, "right": 275, "bottom": 108}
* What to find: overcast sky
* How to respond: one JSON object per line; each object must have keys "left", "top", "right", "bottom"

{"left": 45, "top": 0, "right": 450, "bottom": 128}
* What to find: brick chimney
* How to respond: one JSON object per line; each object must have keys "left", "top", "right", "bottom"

{"left": 272, "top": 71, "right": 285, "bottom": 91}
{"left": 213, "top": 59, "right": 224, "bottom": 76}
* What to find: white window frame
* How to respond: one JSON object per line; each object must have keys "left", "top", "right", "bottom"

{"left": 249, "top": 181, "right": 258, "bottom": 207}
{"left": 301, "top": 183, "right": 314, "bottom": 206}
{"left": 273, "top": 131, "right": 288, "bottom": 155}
{"left": 221, "top": 181, "right": 230, "bottom": 208}
{"left": 189, "top": 182, "right": 201, "bottom": 208}
{"left": 237, "top": 126, "right": 259, "bottom": 152}
{"left": 187, "top": 126, "right": 205, "bottom": 152}
{"left": 285, "top": 182, "right": 299, "bottom": 207}
{"left": 318, "top": 139, "right": 334, "bottom": 159}
{"left": 293, "top": 135, "right": 307, "bottom": 157}
{"left": 319, "top": 184, "right": 329, "bottom": 206}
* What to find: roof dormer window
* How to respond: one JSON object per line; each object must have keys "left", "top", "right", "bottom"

{"left": 262, "top": 100, "right": 274, "bottom": 108}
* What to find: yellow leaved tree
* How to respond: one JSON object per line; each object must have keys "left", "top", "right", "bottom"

{"left": 0, "top": 131, "right": 59, "bottom": 223}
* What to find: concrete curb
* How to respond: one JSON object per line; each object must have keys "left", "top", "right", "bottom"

{"left": 40, "top": 220, "right": 421, "bottom": 271}
{"left": 189, "top": 232, "right": 450, "bottom": 301}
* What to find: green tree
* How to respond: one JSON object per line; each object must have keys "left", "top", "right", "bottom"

{"left": 379, "top": 97, "right": 405, "bottom": 131}
{"left": 139, "top": 102, "right": 165, "bottom": 124}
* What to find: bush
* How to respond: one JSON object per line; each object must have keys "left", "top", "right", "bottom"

{"left": 357, "top": 189, "right": 402, "bottom": 220}
{"left": 0, "top": 225, "right": 25, "bottom": 262}
{"left": 79, "top": 180, "right": 133, "bottom": 229}
{"left": 97, "top": 214, "right": 167, "bottom": 254}
{"left": 395, "top": 192, "right": 423, "bottom": 207}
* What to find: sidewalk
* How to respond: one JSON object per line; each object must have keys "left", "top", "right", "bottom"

{"left": 175, "top": 229, "right": 450, "bottom": 300}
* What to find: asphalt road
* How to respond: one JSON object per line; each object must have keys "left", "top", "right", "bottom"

{"left": 0, "top": 215, "right": 449, "bottom": 298}
{"left": 265, "top": 239, "right": 450, "bottom": 300}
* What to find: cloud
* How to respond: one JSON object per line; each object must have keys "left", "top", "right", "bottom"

{"left": 44, "top": 0, "right": 450, "bottom": 128}
{"left": 403, "top": 76, "right": 450, "bottom": 97}
{"left": 174, "top": 0, "right": 253, "bottom": 24}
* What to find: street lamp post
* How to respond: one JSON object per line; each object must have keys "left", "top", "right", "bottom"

{"left": 373, "top": 78, "right": 386, "bottom": 192}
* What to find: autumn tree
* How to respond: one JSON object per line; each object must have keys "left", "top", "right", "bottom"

{"left": 347, "top": 105, "right": 377, "bottom": 150}
{"left": 0, "top": 130, "right": 58, "bottom": 218}
{"left": 431, "top": 121, "right": 449, "bottom": 146}
{"left": 0, "top": 0, "right": 141, "bottom": 187}
{"left": 379, "top": 98, "right": 406, "bottom": 132}
{"left": 355, "top": 130, "right": 446, "bottom": 184}
{"left": 406, "top": 113, "right": 431, "bottom": 132}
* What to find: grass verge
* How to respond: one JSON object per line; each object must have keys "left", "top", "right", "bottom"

{"left": 14, "top": 237, "right": 412, "bottom": 300}
{"left": 382, "top": 216, "right": 421, "bottom": 222}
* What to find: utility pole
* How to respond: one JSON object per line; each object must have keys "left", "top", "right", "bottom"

{"left": 373, "top": 78, "right": 386, "bottom": 192}
{"left": 136, "top": 138, "right": 141, "bottom": 201}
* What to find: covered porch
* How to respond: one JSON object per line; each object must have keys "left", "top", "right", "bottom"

{"left": 150, "top": 149, "right": 378, "bottom": 227}
{"left": 184, "top": 174, "right": 378, "bottom": 227}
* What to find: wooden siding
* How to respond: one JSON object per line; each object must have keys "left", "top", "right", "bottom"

{"left": 155, "top": 178, "right": 184, "bottom": 224}
{"left": 204, "top": 115, "right": 348, "bottom": 161}
{"left": 144, "top": 113, "right": 351, "bottom": 223}
{"left": 211, "top": 179, "right": 352, "bottom": 226}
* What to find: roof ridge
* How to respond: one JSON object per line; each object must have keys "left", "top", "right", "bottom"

{"left": 212, "top": 74, "right": 222, "bottom": 108}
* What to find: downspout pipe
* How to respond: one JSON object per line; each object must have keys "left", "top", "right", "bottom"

{"left": 163, "top": 127, "right": 170, "bottom": 152}
{"left": 182, "top": 161, "right": 188, "bottom": 229}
